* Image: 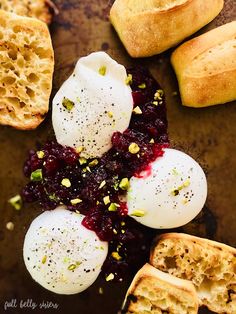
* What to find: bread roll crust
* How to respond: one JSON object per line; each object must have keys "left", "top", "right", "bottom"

{"left": 171, "top": 21, "right": 236, "bottom": 107}
{"left": 123, "top": 263, "right": 198, "bottom": 314}
{"left": 0, "top": 10, "right": 54, "bottom": 129}
{"left": 0, "top": 0, "right": 53, "bottom": 24}
{"left": 110, "top": 0, "right": 224, "bottom": 57}
{"left": 150, "top": 233, "right": 236, "bottom": 314}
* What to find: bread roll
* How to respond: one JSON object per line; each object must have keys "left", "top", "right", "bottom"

{"left": 171, "top": 21, "right": 236, "bottom": 108}
{"left": 0, "top": 0, "right": 53, "bottom": 24}
{"left": 122, "top": 263, "right": 198, "bottom": 314}
{"left": 110, "top": 0, "right": 224, "bottom": 58}
{"left": 150, "top": 233, "right": 236, "bottom": 314}
{"left": 0, "top": 10, "right": 54, "bottom": 129}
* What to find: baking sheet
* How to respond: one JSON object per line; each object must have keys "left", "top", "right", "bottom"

{"left": 0, "top": 0, "right": 235, "bottom": 313}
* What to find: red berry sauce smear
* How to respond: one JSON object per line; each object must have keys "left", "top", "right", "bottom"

{"left": 22, "top": 67, "right": 169, "bottom": 281}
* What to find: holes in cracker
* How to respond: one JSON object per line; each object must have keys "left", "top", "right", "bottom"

{"left": 2, "top": 76, "right": 16, "bottom": 85}
{"left": 27, "top": 73, "right": 39, "bottom": 83}
{"left": 3, "top": 62, "right": 15, "bottom": 71}
{"left": 20, "top": 102, "right": 26, "bottom": 108}
{"left": 8, "top": 50, "right": 17, "bottom": 60}
{"left": 13, "top": 25, "right": 22, "bottom": 33}
{"left": 26, "top": 87, "right": 35, "bottom": 99}
{"left": 35, "top": 47, "right": 51, "bottom": 59}
{"left": 0, "top": 18, "right": 6, "bottom": 28}
{"left": 0, "top": 87, "right": 6, "bottom": 96}
{"left": 23, "top": 52, "right": 31, "bottom": 62}
{"left": 17, "top": 57, "right": 25, "bottom": 68}
{"left": 7, "top": 97, "right": 20, "bottom": 106}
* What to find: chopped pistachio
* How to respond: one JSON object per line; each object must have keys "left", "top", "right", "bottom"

{"left": 30, "top": 169, "right": 43, "bottom": 182}
{"left": 79, "top": 157, "right": 87, "bottom": 165}
{"left": 158, "top": 89, "right": 164, "bottom": 97}
{"left": 129, "top": 143, "right": 140, "bottom": 154}
{"left": 112, "top": 252, "right": 122, "bottom": 261}
{"left": 76, "top": 146, "right": 84, "bottom": 154}
{"left": 133, "top": 106, "right": 142, "bottom": 115}
{"left": 61, "top": 178, "right": 71, "bottom": 188}
{"left": 182, "top": 198, "right": 189, "bottom": 204}
{"left": 171, "top": 179, "right": 191, "bottom": 196}
{"left": 76, "top": 97, "right": 81, "bottom": 103}
{"left": 68, "top": 264, "right": 77, "bottom": 271}
{"left": 76, "top": 261, "right": 82, "bottom": 266}
{"left": 8, "top": 194, "right": 22, "bottom": 210}
{"left": 113, "top": 228, "right": 118, "bottom": 235}
{"left": 121, "top": 229, "right": 125, "bottom": 234}
{"left": 107, "top": 111, "right": 113, "bottom": 118}
{"left": 6, "top": 221, "right": 14, "bottom": 231}
{"left": 99, "top": 66, "right": 107, "bottom": 76}
{"left": 49, "top": 193, "right": 59, "bottom": 201}
{"left": 89, "top": 159, "right": 99, "bottom": 167}
{"left": 119, "top": 178, "right": 130, "bottom": 190}
{"left": 154, "top": 89, "right": 164, "bottom": 100}
{"left": 103, "top": 196, "right": 110, "bottom": 205}
{"left": 121, "top": 221, "right": 125, "bottom": 226}
{"left": 172, "top": 168, "right": 179, "bottom": 176}
{"left": 172, "top": 91, "right": 178, "bottom": 96}
{"left": 99, "top": 180, "right": 106, "bottom": 189}
{"left": 138, "top": 83, "right": 146, "bottom": 89}
{"left": 42, "top": 255, "right": 47, "bottom": 264}
{"left": 125, "top": 74, "right": 133, "bottom": 85}
{"left": 183, "top": 179, "right": 191, "bottom": 188}
{"left": 37, "top": 151, "right": 45, "bottom": 159}
{"left": 106, "top": 273, "right": 115, "bottom": 282}
{"left": 75, "top": 210, "right": 81, "bottom": 214}
{"left": 153, "top": 101, "right": 159, "bottom": 106}
{"left": 86, "top": 166, "right": 91, "bottom": 173}
{"left": 98, "top": 287, "right": 104, "bottom": 295}
{"left": 130, "top": 209, "right": 146, "bottom": 217}
{"left": 149, "top": 138, "right": 155, "bottom": 144}
{"left": 108, "top": 203, "right": 119, "bottom": 212}
{"left": 62, "top": 97, "right": 75, "bottom": 111}
{"left": 112, "top": 177, "right": 119, "bottom": 191}
{"left": 70, "top": 198, "right": 82, "bottom": 205}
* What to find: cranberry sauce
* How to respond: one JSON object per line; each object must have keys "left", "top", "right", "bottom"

{"left": 22, "top": 67, "right": 169, "bottom": 280}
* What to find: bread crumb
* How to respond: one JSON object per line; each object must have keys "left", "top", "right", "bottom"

{"left": 6, "top": 221, "right": 14, "bottom": 231}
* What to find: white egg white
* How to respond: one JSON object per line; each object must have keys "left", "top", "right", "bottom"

{"left": 52, "top": 51, "right": 133, "bottom": 159}
{"left": 23, "top": 207, "right": 108, "bottom": 294}
{"left": 127, "top": 148, "right": 207, "bottom": 229}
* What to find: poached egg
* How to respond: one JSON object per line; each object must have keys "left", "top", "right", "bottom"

{"left": 52, "top": 51, "right": 133, "bottom": 159}
{"left": 127, "top": 148, "right": 207, "bottom": 229}
{"left": 23, "top": 207, "right": 108, "bottom": 294}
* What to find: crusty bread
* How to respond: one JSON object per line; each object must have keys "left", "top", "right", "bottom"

{"left": 110, "top": 0, "right": 224, "bottom": 58}
{"left": 0, "top": 10, "right": 54, "bottom": 129}
{"left": 0, "top": 0, "right": 53, "bottom": 24}
{"left": 171, "top": 21, "right": 236, "bottom": 108}
{"left": 122, "top": 263, "right": 199, "bottom": 314}
{"left": 150, "top": 233, "right": 236, "bottom": 314}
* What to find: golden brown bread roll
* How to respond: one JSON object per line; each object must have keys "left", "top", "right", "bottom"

{"left": 122, "top": 263, "right": 198, "bottom": 314}
{"left": 0, "top": 0, "right": 54, "bottom": 24}
{"left": 171, "top": 21, "right": 236, "bottom": 108}
{"left": 0, "top": 10, "right": 54, "bottom": 129}
{"left": 150, "top": 233, "right": 236, "bottom": 314}
{"left": 110, "top": 0, "right": 224, "bottom": 57}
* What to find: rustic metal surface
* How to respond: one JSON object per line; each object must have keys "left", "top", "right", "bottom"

{"left": 0, "top": 0, "right": 235, "bottom": 313}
